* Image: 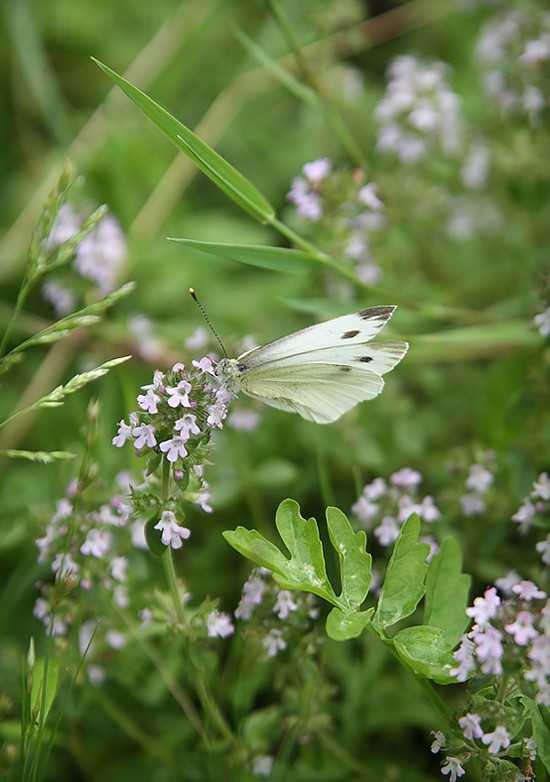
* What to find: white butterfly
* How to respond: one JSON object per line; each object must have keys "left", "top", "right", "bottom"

{"left": 215, "top": 305, "right": 408, "bottom": 424}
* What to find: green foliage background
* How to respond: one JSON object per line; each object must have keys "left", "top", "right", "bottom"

{"left": 0, "top": 0, "right": 549, "bottom": 779}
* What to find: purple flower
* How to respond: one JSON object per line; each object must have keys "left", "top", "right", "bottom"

{"left": 159, "top": 435, "right": 188, "bottom": 463}
{"left": 174, "top": 413, "right": 200, "bottom": 440}
{"left": 458, "top": 713, "right": 483, "bottom": 740}
{"left": 441, "top": 756, "right": 465, "bottom": 781}
{"left": 302, "top": 157, "right": 331, "bottom": 183}
{"left": 192, "top": 356, "right": 215, "bottom": 375}
{"left": 374, "top": 516, "right": 400, "bottom": 546}
{"left": 473, "top": 625, "right": 503, "bottom": 675}
{"left": 273, "top": 590, "right": 298, "bottom": 620}
{"left": 166, "top": 380, "right": 192, "bottom": 408}
{"left": 80, "top": 529, "right": 112, "bottom": 558}
{"left": 481, "top": 726, "right": 510, "bottom": 754}
{"left": 207, "top": 610, "right": 234, "bottom": 638}
{"left": 451, "top": 635, "right": 476, "bottom": 682}
{"left": 505, "top": 610, "right": 538, "bottom": 645}
{"left": 466, "top": 587, "right": 501, "bottom": 625}
{"left": 512, "top": 580, "right": 546, "bottom": 601}
{"left": 112, "top": 419, "right": 133, "bottom": 448}
{"left": 154, "top": 510, "right": 190, "bottom": 550}
{"left": 358, "top": 183, "right": 383, "bottom": 210}
{"left": 133, "top": 424, "right": 157, "bottom": 450}
{"left": 466, "top": 464, "right": 493, "bottom": 493}
{"left": 137, "top": 388, "right": 160, "bottom": 414}
{"left": 391, "top": 467, "right": 422, "bottom": 489}
{"left": 262, "top": 628, "right": 286, "bottom": 657}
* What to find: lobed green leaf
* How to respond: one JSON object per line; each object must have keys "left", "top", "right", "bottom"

{"left": 423, "top": 537, "right": 471, "bottom": 648}
{"left": 325, "top": 506, "right": 371, "bottom": 609}
{"left": 92, "top": 58, "right": 275, "bottom": 224}
{"left": 326, "top": 606, "right": 374, "bottom": 641}
{"left": 373, "top": 515, "right": 430, "bottom": 631}
{"left": 393, "top": 626, "right": 457, "bottom": 685}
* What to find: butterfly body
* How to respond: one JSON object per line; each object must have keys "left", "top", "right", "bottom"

{"left": 217, "top": 306, "right": 408, "bottom": 425}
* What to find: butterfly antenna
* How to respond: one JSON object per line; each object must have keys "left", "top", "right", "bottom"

{"left": 188, "top": 288, "right": 228, "bottom": 357}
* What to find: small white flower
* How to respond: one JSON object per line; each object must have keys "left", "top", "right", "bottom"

{"left": 374, "top": 516, "right": 400, "bottom": 546}
{"left": 112, "top": 419, "right": 133, "bottom": 448}
{"left": 262, "top": 628, "right": 286, "bottom": 657}
{"left": 154, "top": 510, "right": 191, "bottom": 550}
{"left": 159, "top": 435, "right": 188, "bottom": 463}
{"left": 533, "top": 472, "right": 550, "bottom": 501}
{"left": 536, "top": 535, "right": 550, "bottom": 566}
{"left": 252, "top": 755, "right": 274, "bottom": 778}
{"left": 466, "top": 464, "right": 493, "bottom": 493}
{"left": 505, "top": 610, "right": 539, "bottom": 646}
{"left": 302, "top": 157, "right": 331, "bottom": 183}
{"left": 192, "top": 356, "right": 215, "bottom": 375}
{"left": 451, "top": 635, "right": 476, "bottom": 682}
{"left": 512, "top": 500, "right": 536, "bottom": 532}
{"left": 235, "top": 573, "right": 266, "bottom": 619}
{"left": 185, "top": 328, "right": 208, "bottom": 350}
{"left": 391, "top": 467, "right": 422, "bottom": 489}
{"left": 363, "top": 478, "right": 387, "bottom": 500}
{"left": 534, "top": 307, "right": 550, "bottom": 338}
{"left": 358, "top": 183, "right": 383, "bottom": 210}
{"left": 473, "top": 625, "right": 503, "bottom": 675}
{"left": 512, "top": 580, "right": 546, "bottom": 601}
{"left": 460, "top": 493, "right": 486, "bottom": 516}
{"left": 106, "top": 630, "right": 126, "bottom": 650}
{"left": 431, "top": 730, "right": 446, "bottom": 753}
{"left": 228, "top": 409, "right": 261, "bottom": 431}
{"left": 88, "top": 665, "right": 106, "bottom": 685}
{"left": 52, "top": 552, "right": 79, "bottom": 580}
{"left": 207, "top": 401, "right": 227, "bottom": 429}
{"left": 495, "top": 571, "right": 521, "bottom": 595}
{"left": 466, "top": 587, "right": 501, "bottom": 625}
{"left": 81, "top": 529, "right": 112, "bottom": 558}
{"left": 131, "top": 519, "right": 147, "bottom": 550}
{"left": 111, "top": 556, "right": 128, "bottom": 582}
{"left": 174, "top": 414, "right": 200, "bottom": 440}
{"left": 166, "top": 380, "right": 192, "bottom": 408}
{"left": 273, "top": 590, "right": 298, "bottom": 620}
{"left": 458, "top": 713, "right": 483, "bottom": 740}
{"left": 133, "top": 424, "right": 157, "bottom": 450}
{"left": 352, "top": 495, "right": 378, "bottom": 525}
{"left": 482, "top": 725, "right": 510, "bottom": 754}
{"left": 207, "top": 610, "right": 234, "bottom": 638}
{"left": 137, "top": 388, "right": 160, "bottom": 414}
{"left": 441, "top": 756, "right": 465, "bottom": 781}
{"left": 419, "top": 495, "right": 440, "bottom": 522}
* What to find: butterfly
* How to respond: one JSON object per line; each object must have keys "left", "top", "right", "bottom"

{"left": 215, "top": 305, "right": 408, "bottom": 424}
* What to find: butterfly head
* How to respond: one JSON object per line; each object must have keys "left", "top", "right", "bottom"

{"left": 214, "top": 357, "right": 242, "bottom": 394}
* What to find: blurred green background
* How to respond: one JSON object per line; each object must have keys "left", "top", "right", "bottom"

{"left": 1, "top": 0, "right": 549, "bottom": 779}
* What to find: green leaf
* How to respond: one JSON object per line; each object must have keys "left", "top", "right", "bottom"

{"left": 0, "top": 449, "right": 75, "bottom": 463}
{"left": 92, "top": 58, "right": 275, "bottom": 224}
{"left": 167, "top": 238, "right": 315, "bottom": 274}
{"left": 224, "top": 499, "right": 336, "bottom": 603}
{"left": 326, "top": 606, "right": 374, "bottom": 641}
{"left": 144, "top": 514, "right": 165, "bottom": 558}
{"left": 10, "top": 282, "right": 135, "bottom": 356}
{"left": 393, "top": 626, "right": 457, "bottom": 684}
{"left": 234, "top": 27, "right": 317, "bottom": 108}
{"left": 325, "top": 506, "right": 371, "bottom": 609}
{"left": 374, "top": 515, "right": 430, "bottom": 631}
{"left": 522, "top": 697, "right": 550, "bottom": 774}
{"left": 30, "top": 658, "right": 59, "bottom": 724}
{"left": 424, "top": 537, "right": 471, "bottom": 648}
{"left": 225, "top": 501, "right": 375, "bottom": 640}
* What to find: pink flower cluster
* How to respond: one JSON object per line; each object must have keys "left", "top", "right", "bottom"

{"left": 452, "top": 578, "right": 550, "bottom": 705}
{"left": 352, "top": 467, "right": 440, "bottom": 550}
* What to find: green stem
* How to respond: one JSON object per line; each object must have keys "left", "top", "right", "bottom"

{"left": 0, "top": 283, "right": 28, "bottom": 359}
{"left": 95, "top": 690, "right": 169, "bottom": 759}
{"left": 269, "top": 217, "right": 369, "bottom": 291}
{"left": 159, "top": 458, "right": 236, "bottom": 747}
{"left": 265, "top": 0, "right": 365, "bottom": 167}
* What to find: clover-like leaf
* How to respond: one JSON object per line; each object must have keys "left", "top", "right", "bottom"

{"left": 424, "top": 536, "right": 471, "bottom": 648}
{"left": 92, "top": 59, "right": 275, "bottom": 224}
{"left": 326, "top": 606, "right": 374, "bottom": 641}
{"left": 373, "top": 515, "right": 430, "bottom": 631}
{"left": 224, "top": 500, "right": 376, "bottom": 640}
{"left": 393, "top": 626, "right": 457, "bottom": 685}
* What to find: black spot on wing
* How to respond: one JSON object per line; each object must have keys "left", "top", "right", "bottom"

{"left": 339, "top": 366, "right": 353, "bottom": 372}
{"left": 342, "top": 329, "right": 360, "bottom": 339}
{"left": 358, "top": 305, "right": 394, "bottom": 320}
{"left": 358, "top": 356, "right": 373, "bottom": 363}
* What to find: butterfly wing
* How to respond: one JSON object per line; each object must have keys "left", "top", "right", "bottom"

{"left": 240, "top": 362, "right": 384, "bottom": 424}
{"left": 238, "top": 305, "right": 398, "bottom": 368}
